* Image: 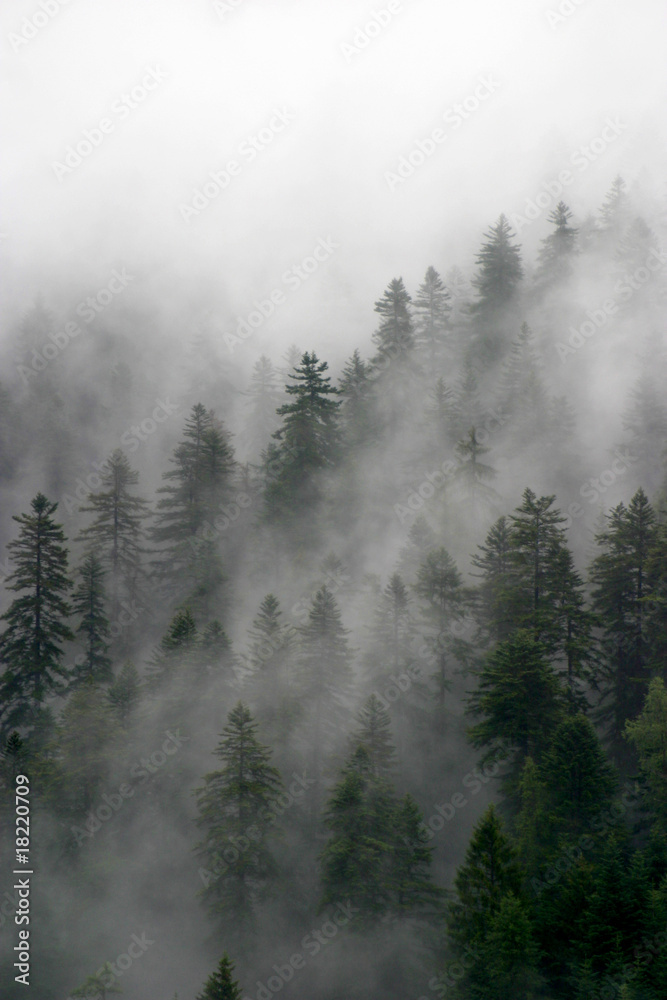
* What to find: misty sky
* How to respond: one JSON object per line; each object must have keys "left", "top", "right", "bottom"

{"left": 2, "top": 0, "right": 666, "bottom": 369}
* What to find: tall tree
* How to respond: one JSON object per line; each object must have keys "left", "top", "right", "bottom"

{"left": 413, "top": 266, "right": 451, "bottom": 367}
{"left": 471, "top": 516, "right": 514, "bottom": 645}
{"left": 78, "top": 449, "right": 149, "bottom": 616}
{"left": 70, "top": 551, "right": 112, "bottom": 686}
{"left": 351, "top": 694, "right": 396, "bottom": 778}
{"left": 241, "top": 355, "right": 283, "bottom": 458}
{"left": 534, "top": 201, "right": 579, "bottom": 285}
{"left": 338, "top": 348, "right": 375, "bottom": 448}
{"left": 195, "top": 702, "right": 282, "bottom": 935}
{"left": 590, "top": 490, "right": 657, "bottom": 752}
{"left": 0, "top": 494, "right": 74, "bottom": 733}
{"left": 625, "top": 677, "right": 667, "bottom": 829}
{"left": 498, "top": 324, "right": 549, "bottom": 444}
{"left": 243, "top": 594, "right": 295, "bottom": 741}
{"left": 452, "top": 427, "right": 499, "bottom": 514}
{"left": 598, "top": 175, "right": 630, "bottom": 237}
{"left": 471, "top": 214, "right": 524, "bottom": 314}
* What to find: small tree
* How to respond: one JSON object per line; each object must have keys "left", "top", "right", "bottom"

{"left": 71, "top": 551, "right": 112, "bottom": 686}
{"left": 196, "top": 954, "right": 243, "bottom": 1000}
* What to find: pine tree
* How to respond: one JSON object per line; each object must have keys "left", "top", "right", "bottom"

{"left": 152, "top": 404, "right": 235, "bottom": 593}
{"left": 449, "top": 358, "right": 482, "bottom": 440}
{"left": 414, "top": 548, "right": 469, "bottom": 724}
{"left": 498, "top": 324, "right": 548, "bottom": 443}
{"left": 468, "top": 631, "right": 565, "bottom": 791}
{"left": 0, "top": 493, "right": 74, "bottom": 733}
{"left": 598, "top": 175, "right": 630, "bottom": 236}
{"left": 475, "top": 893, "right": 543, "bottom": 1000}
{"left": 507, "top": 488, "right": 568, "bottom": 639}
{"left": 534, "top": 201, "right": 578, "bottom": 285}
{"left": 78, "top": 449, "right": 149, "bottom": 615}
{"left": 413, "top": 266, "right": 451, "bottom": 367}
{"left": 242, "top": 355, "right": 282, "bottom": 458}
{"left": 71, "top": 551, "right": 112, "bottom": 686}
{"left": 367, "top": 573, "right": 415, "bottom": 677}
{"left": 146, "top": 608, "right": 199, "bottom": 689}
{"left": 266, "top": 352, "right": 342, "bottom": 527}
{"left": 0, "top": 730, "right": 29, "bottom": 788}
{"left": 243, "top": 594, "right": 294, "bottom": 739}
{"left": 448, "top": 805, "right": 522, "bottom": 950}
{"left": 297, "top": 587, "right": 353, "bottom": 812}
{"left": 56, "top": 683, "right": 120, "bottom": 817}
{"left": 338, "top": 349, "right": 374, "bottom": 448}
{"left": 372, "top": 277, "right": 415, "bottom": 363}
{"left": 614, "top": 216, "right": 660, "bottom": 277}
{"left": 196, "top": 954, "right": 243, "bottom": 1000}
{"left": 396, "top": 516, "right": 438, "bottom": 583}
{"left": 195, "top": 702, "right": 282, "bottom": 933}
{"left": 471, "top": 516, "right": 514, "bottom": 644}
{"left": 625, "top": 678, "right": 667, "bottom": 828}
{"left": 590, "top": 490, "right": 657, "bottom": 750}
{"left": 392, "top": 793, "right": 440, "bottom": 917}
{"left": 452, "top": 427, "right": 499, "bottom": 514}
{"left": 471, "top": 214, "right": 523, "bottom": 313}
{"left": 107, "top": 661, "right": 140, "bottom": 723}
{"left": 351, "top": 694, "right": 396, "bottom": 777}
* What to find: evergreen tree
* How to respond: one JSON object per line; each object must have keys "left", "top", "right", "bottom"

{"left": 0, "top": 493, "right": 74, "bottom": 733}
{"left": 152, "top": 404, "right": 235, "bottom": 593}
{"left": 242, "top": 355, "right": 282, "bottom": 458}
{"left": 70, "top": 964, "right": 122, "bottom": 998}
{"left": 195, "top": 702, "right": 282, "bottom": 934}
{"left": 425, "top": 376, "right": 455, "bottom": 453}
{"left": 338, "top": 348, "right": 374, "bottom": 448}
{"left": 396, "top": 516, "right": 438, "bottom": 583}
{"left": 622, "top": 370, "right": 667, "bottom": 489}
{"left": 146, "top": 608, "right": 199, "bottom": 689}
{"left": 614, "top": 216, "right": 660, "bottom": 277}
{"left": 468, "top": 631, "right": 564, "bottom": 791}
{"left": 243, "top": 594, "right": 294, "bottom": 739}
{"left": 196, "top": 954, "right": 243, "bottom": 1000}
{"left": 534, "top": 201, "right": 578, "bottom": 285}
{"left": 56, "top": 683, "right": 120, "bottom": 818}
{"left": 452, "top": 427, "right": 498, "bottom": 514}
{"left": 475, "top": 893, "right": 543, "bottom": 1000}
{"left": 393, "top": 792, "right": 440, "bottom": 917}
{"left": 413, "top": 266, "right": 451, "bottom": 367}
{"left": 414, "top": 548, "right": 469, "bottom": 724}
{"left": 471, "top": 214, "right": 523, "bottom": 313}
{"left": 598, "top": 175, "right": 630, "bottom": 236}
{"left": 625, "top": 678, "right": 667, "bottom": 828}
{"left": 297, "top": 586, "right": 353, "bottom": 812}
{"left": 78, "top": 449, "right": 149, "bottom": 615}
{"left": 498, "top": 324, "right": 549, "bottom": 443}
{"left": 107, "top": 661, "right": 140, "bottom": 723}
{"left": 590, "top": 490, "right": 657, "bottom": 750}
{"left": 471, "top": 516, "right": 514, "bottom": 644}
{"left": 351, "top": 694, "right": 396, "bottom": 778}
{"left": 449, "top": 358, "right": 482, "bottom": 441}
{"left": 367, "top": 572, "right": 415, "bottom": 677}
{"left": 71, "top": 551, "right": 112, "bottom": 686}
{"left": 447, "top": 805, "right": 522, "bottom": 951}
{"left": 372, "top": 277, "right": 415, "bottom": 364}
{"left": 266, "top": 352, "right": 342, "bottom": 527}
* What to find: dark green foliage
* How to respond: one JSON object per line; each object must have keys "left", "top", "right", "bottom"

{"left": 413, "top": 266, "right": 451, "bottom": 366}
{"left": 71, "top": 551, "right": 112, "bottom": 686}
{"left": 471, "top": 214, "right": 524, "bottom": 313}
{"left": 78, "top": 449, "right": 149, "bottom": 612}
{"left": 196, "top": 954, "right": 243, "bottom": 1000}
{"left": 0, "top": 493, "right": 74, "bottom": 733}
{"left": 195, "top": 702, "right": 282, "bottom": 933}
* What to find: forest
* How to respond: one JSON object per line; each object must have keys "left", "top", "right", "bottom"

{"left": 1, "top": 174, "right": 667, "bottom": 1000}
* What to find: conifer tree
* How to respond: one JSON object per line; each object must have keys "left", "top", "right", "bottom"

{"left": 507, "top": 488, "right": 568, "bottom": 639}
{"left": 598, "top": 175, "right": 630, "bottom": 236}
{"left": 452, "top": 427, "right": 498, "bottom": 514}
{"left": 534, "top": 201, "right": 578, "bottom": 284}
{"left": 622, "top": 370, "right": 667, "bottom": 488}
{"left": 338, "top": 348, "right": 374, "bottom": 448}
{"left": 614, "top": 216, "right": 660, "bottom": 277}
{"left": 414, "top": 548, "right": 469, "bottom": 723}
{"left": 0, "top": 493, "right": 74, "bottom": 732}
{"left": 146, "top": 608, "right": 199, "bottom": 689}
{"left": 107, "top": 661, "right": 140, "bottom": 723}
{"left": 590, "top": 490, "right": 657, "bottom": 749}
{"left": 625, "top": 678, "right": 667, "bottom": 828}
{"left": 78, "top": 449, "right": 149, "bottom": 616}
{"left": 498, "top": 324, "right": 548, "bottom": 442}
{"left": 242, "top": 355, "right": 282, "bottom": 458}
{"left": 413, "top": 266, "right": 451, "bottom": 367}
{"left": 351, "top": 694, "right": 396, "bottom": 778}
{"left": 71, "top": 551, "right": 112, "bottom": 686}
{"left": 196, "top": 954, "right": 243, "bottom": 1000}
{"left": 195, "top": 702, "right": 282, "bottom": 933}
{"left": 70, "top": 964, "right": 122, "bottom": 999}
{"left": 372, "top": 277, "right": 415, "bottom": 363}
{"left": 243, "top": 594, "right": 294, "bottom": 739}
{"left": 367, "top": 572, "right": 415, "bottom": 677}
{"left": 396, "top": 516, "right": 438, "bottom": 583}
{"left": 393, "top": 792, "right": 440, "bottom": 917}
{"left": 449, "top": 358, "right": 482, "bottom": 440}
{"left": 471, "top": 214, "right": 524, "bottom": 313}
{"left": 468, "top": 631, "right": 564, "bottom": 790}
{"left": 471, "top": 516, "right": 514, "bottom": 644}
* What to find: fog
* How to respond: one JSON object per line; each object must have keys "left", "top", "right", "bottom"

{"left": 1, "top": 1, "right": 666, "bottom": 998}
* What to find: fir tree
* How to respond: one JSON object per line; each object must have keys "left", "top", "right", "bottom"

{"left": 471, "top": 516, "right": 514, "bottom": 644}
{"left": 195, "top": 702, "right": 282, "bottom": 934}
{"left": 242, "top": 355, "right": 282, "bottom": 458}
{"left": 392, "top": 792, "right": 440, "bottom": 917}
{"left": 351, "top": 694, "right": 396, "bottom": 778}
{"left": 625, "top": 678, "right": 667, "bottom": 828}
{"left": 243, "top": 594, "right": 294, "bottom": 739}
{"left": 590, "top": 490, "right": 657, "bottom": 750}
{"left": 372, "top": 277, "right": 415, "bottom": 363}
{"left": 338, "top": 348, "right": 374, "bottom": 448}
{"left": 71, "top": 551, "right": 112, "bottom": 686}
{"left": 107, "top": 661, "right": 140, "bottom": 723}
{"left": 598, "top": 175, "right": 630, "bottom": 236}
{"left": 196, "top": 954, "right": 243, "bottom": 1000}
{"left": 413, "top": 266, "right": 451, "bottom": 367}
{"left": 498, "top": 324, "right": 548, "bottom": 443}
{"left": 534, "top": 201, "right": 578, "bottom": 285}
{"left": 146, "top": 608, "right": 199, "bottom": 689}
{"left": 78, "top": 449, "right": 149, "bottom": 615}
{"left": 471, "top": 214, "right": 523, "bottom": 313}
{"left": 0, "top": 493, "right": 74, "bottom": 732}
{"left": 452, "top": 427, "right": 499, "bottom": 514}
